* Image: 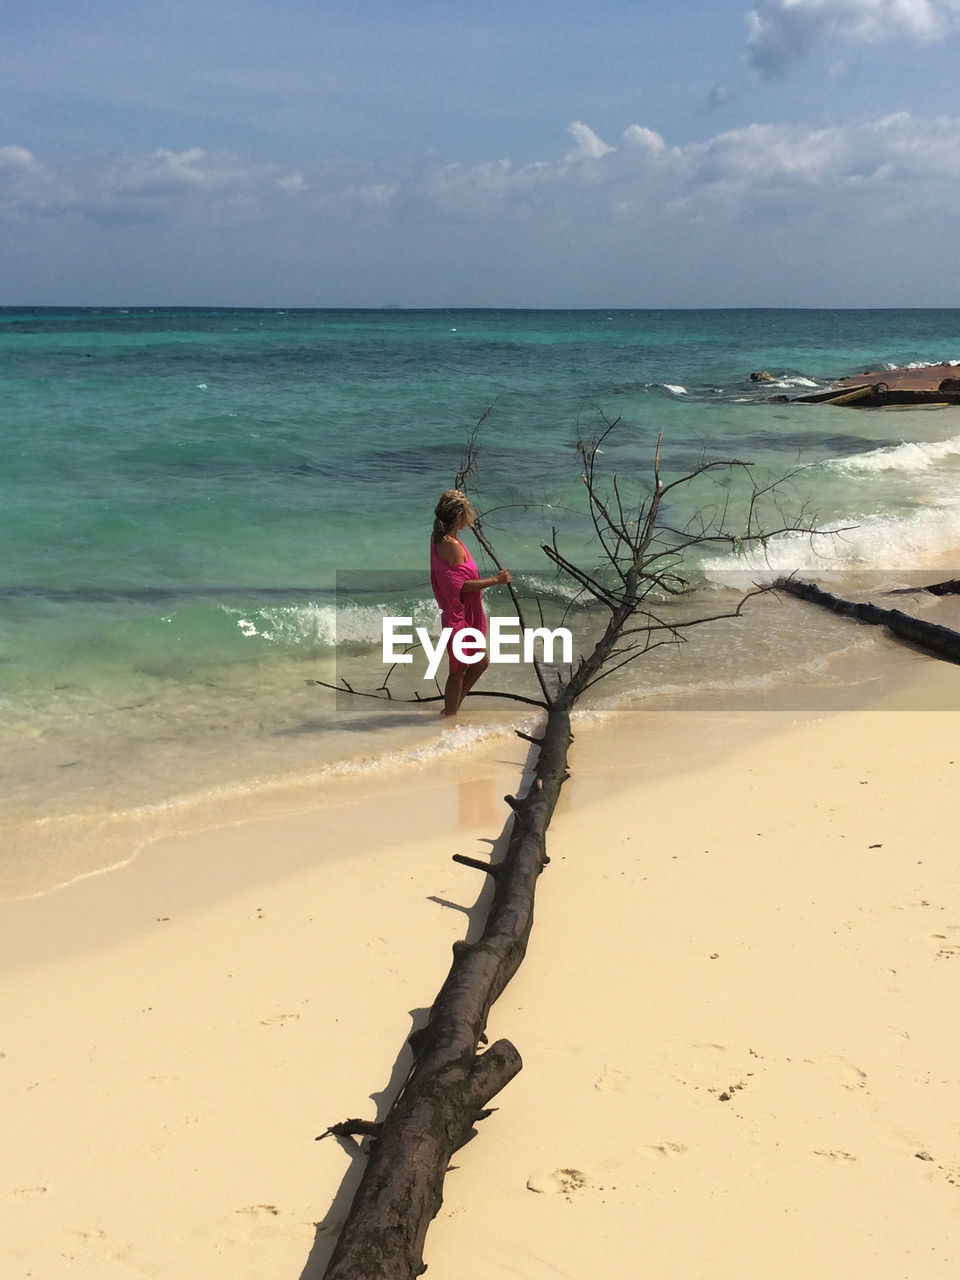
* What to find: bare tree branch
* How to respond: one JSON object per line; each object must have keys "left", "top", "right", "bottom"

{"left": 316, "top": 417, "right": 823, "bottom": 1280}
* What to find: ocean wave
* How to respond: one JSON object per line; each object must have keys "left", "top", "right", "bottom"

{"left": 831, "top": 433, "right": 960, "bottom": 476}
{"left": 226, "top": 574, "right": 600, "bottom": 649}
{"left": 768, "top": 375, "right": 819, "bottom": 389}
{"left": 662, "top": 383, "right": 688, "bottom": 395}
{"left": 226, "top": 598, "right": 442, "bottom": 648}
{"left": 520, "top": 574, "right": 600, "bottom": 604}
{"left": 699, "top": 501, "right": 960, "bottom": 579}
{"left": 321, "top": 718, "right": 530, "bottom": 775}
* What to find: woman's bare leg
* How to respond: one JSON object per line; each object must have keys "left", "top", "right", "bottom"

{"left": 443, "top": 653, "right": 489, "bottom": 715}
{"left": 458, "top": 653, "right": 490, "bottom": 705}
{"left": 443, "top": 668, "right": 466, "bottom": 716}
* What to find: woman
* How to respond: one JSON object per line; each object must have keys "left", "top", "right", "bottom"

{"left": 430, "top": 489, "right": 511, "bottom": 716}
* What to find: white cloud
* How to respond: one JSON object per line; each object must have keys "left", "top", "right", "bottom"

{"left": 107, "top": 148, "right": 285, "bottom": 199}
{"left": 411, "top": 113, "right": 960, "bottom": 224}
{"left": 622, "top": 126, "right": 667, "bottom": 154}
{"left": 0, "top": 145, "right": 39, "bottom": 170}
{"left": 0, "top": 146, "right": 307, "bottom": 226}
{"left": 0, "top": 146, "right": 62, "bottom": 217}
{"left": 276, "top": 173, "right": 308, "bottom": 194}
{"left": 3, "top": 113, "right": 960, "bottom": 304}
{"left": 567, "top": 121, "right": 615, "bottom": 159}
{"left": 4, "top": 112, "right": 960, "bottom": 229}
{"left": 5, "top": 114, "right": 960, "bottom": 232}
{"left": 746, "top": 0, "right": 960, "bottom": 76}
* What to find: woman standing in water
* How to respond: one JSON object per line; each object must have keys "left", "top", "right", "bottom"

{"left": 430, "top": 489, "right": 511, "bottom": 716}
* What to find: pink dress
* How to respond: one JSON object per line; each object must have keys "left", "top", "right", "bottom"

{"left": 430, "top": 538, "right": 487, "bottom": 672}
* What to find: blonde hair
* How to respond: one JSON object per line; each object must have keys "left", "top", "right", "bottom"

{"left": 432, "top": 489, "right": 474, "bottom": 546}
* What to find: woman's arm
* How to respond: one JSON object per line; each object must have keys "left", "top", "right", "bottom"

{"left": 461, "top": 569, "right": 512, "bottom": 593}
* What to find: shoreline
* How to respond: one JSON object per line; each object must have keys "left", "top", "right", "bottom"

{"left": 2, "top": 632, "right": 960, "bottom": 1277}
{"left": 6, "top": 570, "right": 960, "bottom": 907}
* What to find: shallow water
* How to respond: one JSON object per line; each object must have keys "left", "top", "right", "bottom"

{"left": 3, "top": 306, "right": 960, "bottom": 893}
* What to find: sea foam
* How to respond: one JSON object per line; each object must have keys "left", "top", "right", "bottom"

{"left": 831, "top": 434, "right": 960, "bottom": 476}
{"left": 227, "top": 598, "right": 441, "bottom": 649}
{"left": 769, "top": 375, "right": 819, "bottom": 389}
{"left": 701, "top": 502, "right": 960, "bottom": 580}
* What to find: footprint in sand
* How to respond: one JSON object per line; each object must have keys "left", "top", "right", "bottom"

{"left": 59, "top": 1227, "right": 147, "bottom": 1271}
{"left": 878, "top": 966, "right": 902, "bottom": 994}
{"left": 227, "top": 1204, "right": 285, "bottom": 1246}
{"left": 930, "top": 923, "right": 960, "bottom": 958}
{"left": 593, "top": 1066, "right": 630, "bottom": 1092}
{"left": 9, "top": 1185, "right": 48, "bottom": 1201}
{"left": 640, "top": 1142, "right": 688, "bottom": 1159}
{"left": 669, "top": 1041, "right": 731, "bottom": 1089}
{"left": 526, "top": 1168, "right": 590, "bottom": 1196}
{"left": 61, "top": 1228, "right": 107, "bottom": 1246}
{"left": 807, "top": 1055, "right": 868, "bottom": 1091}
{"left": 814, "top": 1149, "right": 857, "bottom": 1162}
{"left": 913, "top": 1153, "right": 960, "bottom": 1189}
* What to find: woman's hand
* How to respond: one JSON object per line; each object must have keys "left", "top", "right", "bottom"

{"left": 461, "top": 567, "right": 512, "bottom": 593}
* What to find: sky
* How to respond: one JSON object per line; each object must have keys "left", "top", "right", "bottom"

{"left": 2, "top": 0, "right": 960, "bottom": 307}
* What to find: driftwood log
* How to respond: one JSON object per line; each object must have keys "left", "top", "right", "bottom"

{"left": 885, "top": 578, "right": 960, "bottom": 597}
{"left": 914, "top": 578, "right": 960, "bottom": 597}
{"left": 316, "top": 428, "right": 819, "bottom": 1279}
{"left": 319, "top": 704, "right": 571, "bottom": 1280}
{"left": 774, "top": 576, "right": 960, "bottom": 663}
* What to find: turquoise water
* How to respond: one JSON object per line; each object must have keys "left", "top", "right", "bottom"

{"left": 4, "top": 307, "right": 960, "bottom": 887}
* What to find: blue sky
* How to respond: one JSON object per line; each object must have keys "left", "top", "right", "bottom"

{"left": 3, "top": 0, "right": 960, "bottom": 306}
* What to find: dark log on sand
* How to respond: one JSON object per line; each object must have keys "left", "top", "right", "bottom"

{"left": 886, "top": 578, "right": 960, "bottom": 597}
{"left": 315, "top": 425, "right": 820, "bottom": 1280}
{"left": 319, "top": 704, "right": 572, "bottom": 1280}
{"left": 774, "top": 577, "right": 960, "bottom": 664}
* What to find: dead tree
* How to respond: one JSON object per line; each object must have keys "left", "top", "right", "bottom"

{"left": 317, "top": 425, "right": 816, "bottom": 1280}
{"left": 889, "top": 578, "right": 960, "bottom": 597}
{"left": 774, "top": 576, "right": 960, "bottom": 664}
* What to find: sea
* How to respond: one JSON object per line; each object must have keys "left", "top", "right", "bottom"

{"left": 4, "top": 306, "right": 960, "bottom": 896}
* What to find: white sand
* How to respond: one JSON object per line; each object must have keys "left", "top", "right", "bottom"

{"left": 2, "top": 655, "right": 960, "bottom": 1278}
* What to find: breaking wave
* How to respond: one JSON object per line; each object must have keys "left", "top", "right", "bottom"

{"left": 830, "top": 433, "right": 960, "bottom": 476}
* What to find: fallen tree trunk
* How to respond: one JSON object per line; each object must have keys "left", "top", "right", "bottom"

{"left": 917, "top": 578, "right": 960, "bottom": 597}
{"left": 315, "top": 430, "right": 818, "bottom": 1279}
{"left": 320, "top": 703, "right": 572, "bottom": 1280}
{"left": 774, "top": 576, "right": 960, "bottom": 663}
{"left": 885, "top": 578, "right": 960, "bottom": 597}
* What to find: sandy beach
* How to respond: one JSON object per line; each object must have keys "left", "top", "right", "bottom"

{"left": 3, "top": 633, "right": 960, "bottom": 1279}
